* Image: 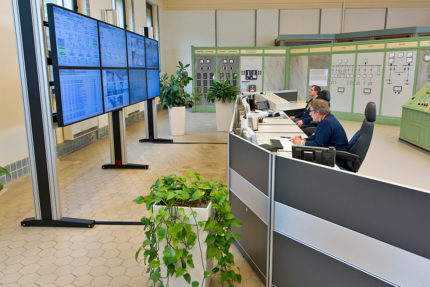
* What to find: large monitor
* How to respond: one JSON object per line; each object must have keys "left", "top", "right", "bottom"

{"left": 145, "top": 38, "right": 159, "bottom": 68}
{"left": 127, "top": 31, "right": 146, "bottom": 68}
{"left": 147, "top": 70, "right": 160, "bottom": 99}
{"left": 99, "top": 22, "right": 127, "bottom": 68}
{"left": 48, "top": 5, "right": 100, "bottom": 67}
{"left": 57, "top": 69, "right": 104, "bottom": 126}
{"left": 102, "top": 69, "right": 130, "bottom": 112}
{"left": 129, "top": 69, "right": 147, "bottom": 104}
{"left": 274, "top": 89, "right": 298, "bottom": 102}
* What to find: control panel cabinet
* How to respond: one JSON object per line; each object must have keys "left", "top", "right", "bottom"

{"left": 194, "top": 56, "right": 216, "bottom": 105}
{"left": 400, "top": 85, "right": 430, "bottom": 151}
{"left": 217, "top": 56, "right": 240, "bottom": 90}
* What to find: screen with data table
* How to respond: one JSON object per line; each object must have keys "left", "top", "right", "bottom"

{"left": 49, "top": 5, "right": 100, "bottom": 67}
{"left": 102, "top": 69, "right": 130, "bottom": 112}
{"left": 58, "top": 69, "right": 104, "bottom": 126}
{"left": 99, "top": 22, "right": 127, "bottom": 68}
{"left": 145, "top": 38, "right": 159, "bottom": 68}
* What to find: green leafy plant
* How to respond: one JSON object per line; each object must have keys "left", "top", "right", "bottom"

{"left": 205, "top": 71, "right": 239, "bottom": 104}
{"left": 159, "top": 61, "right": 195, "bottom": 108}
{"left": 0, "top": 166, "right": 11, "bottom": 191}
{"left": 134, "top": 171, "right": 242, "bottom": 287}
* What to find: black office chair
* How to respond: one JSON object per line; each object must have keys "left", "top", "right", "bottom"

{"left": 335, "top": 102, "right": 376, "bottom": 173}
{"left": 301, "top": 90, "right": 331, "bottom": 136}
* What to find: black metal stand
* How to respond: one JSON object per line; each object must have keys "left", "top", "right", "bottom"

{"left": 139, "top": 98, "right": 173, "bottom": 144}
{"left": 102, "top": 110, "right": 148, "bottom": 169}
{"left": 21, "top": 217, "right": 95, "bottom": 228}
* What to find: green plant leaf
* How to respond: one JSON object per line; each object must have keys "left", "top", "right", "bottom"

{"left": 192, "top": 281, "right": 199, "bottom": 287}
{"left": 184, "top": 273, "right": 191, "bottom": 284}
{"left": 206, "top": 245, "right": 219, "bottom": 259}
{"left": 149, "top": 259, "right": 160, "bottom": 268}
{"left": 150, "top": 270, "right": 160, "bottom": 282}
{"left": 204, "top": 271, "right": 211, "bottom": 278}
{"left": 176, "top": 267, "right": 185, "bottom": 277}
{"left": 191, "top": 190, "right": 201, "bottom": 201}
{"left": 233, "top": 232, "right": 242, "bottom": 239}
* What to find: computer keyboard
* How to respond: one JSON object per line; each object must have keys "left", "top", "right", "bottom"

{"left": 256, "top": 92, "right": 290, "bottom": 111}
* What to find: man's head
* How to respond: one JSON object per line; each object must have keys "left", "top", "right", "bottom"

{"left": 309, "top": 99, "right": 330, "bottom": 122}
{"left": 309, "top": 85, "right": 321, "bottom": 99}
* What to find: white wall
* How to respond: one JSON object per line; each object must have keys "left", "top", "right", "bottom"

{"left": 134, "top": 0, "right": 147, "bottom": 35}
{"left": 386, "top": 8, "right": 430, "bottom": 28}
{"left": 217, "top": 10, "right": 255, "bottom": 46}
{"left": 279, "top": 9, "right": 320, "bottom": 34}
{"left": 160, "top": 9, "right": 215, "bottom": 93}
{"left": 321, "top": 8, "right": 342, "bottom": 34}
{"left": 343, "top": 9, "right": 386, "bottom": 32}
{"left": 256, "top": 10, "right": 279, "bottom": 46}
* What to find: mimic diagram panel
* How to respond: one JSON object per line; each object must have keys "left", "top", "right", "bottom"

{"left": 263, "top": 56, "right": 286, "bottom": 91}
{"left": 289, "top": 55, "right": 309, "bottom": 101}
{"left": 194, "top": 56, "right": 216, "bottom": 105}
{"left": 240, "top": 56, "right": 262, "bottom": 93}
{"left": 330, "top": 53, "right": 356, "bottom": 112}
{"left": 217, "top": 56, "right": 240, "bottom": 90}
{"left": 353, "top": 52, "right": 384, "bottom": 114}
{"left": 381, "top": 50, "right": 416, "bottom": 117}
{"left": 415, "top": 50, "right": 430, "bottom": 92}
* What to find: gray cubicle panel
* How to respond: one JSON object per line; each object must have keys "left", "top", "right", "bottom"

{"left": 415, "top": 49, "right": 430, "bottom": 92}
{"left": 289, "top": 55, "right": 308, "bottom": 101}
{"left": 330, "top": 53, "right": 356, "bottom": 112}
{"left": 272, "top": 156, "right": 430, "bottom": 287}
{"left": 263, "top": 56, "right": 286, "bottom": 91}
{"left": 229, "top": 133, "right": 271, "bottom": 282}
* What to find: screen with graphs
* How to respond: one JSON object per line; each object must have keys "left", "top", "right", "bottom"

{"left": 48, "top": 4, "right": 160, "bottom": 126}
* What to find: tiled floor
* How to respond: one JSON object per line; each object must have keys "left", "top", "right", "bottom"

{"left": 0, "top": 109, "right": 264, "bottom": 287}
{"left": 1, "top": 109, "right": 429, "bottom": 287}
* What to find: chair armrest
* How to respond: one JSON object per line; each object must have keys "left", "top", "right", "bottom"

{"left": 335, "top": 150, "right": 359, "bottom": 161}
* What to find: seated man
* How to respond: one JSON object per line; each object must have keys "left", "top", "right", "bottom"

{"left": 291, "top": 99, "right": 349, "bottom": 151}
{"left": 290, "top": 85, "right": 321, "bottom": 128}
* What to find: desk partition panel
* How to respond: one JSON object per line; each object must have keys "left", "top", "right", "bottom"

{"left": 228, "top": 126, "right": 430, "bottom": 287}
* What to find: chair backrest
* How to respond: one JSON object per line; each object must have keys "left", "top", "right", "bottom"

{"left": 346, "top": 102, "right": 376, "bottom": 172}
{"left": 319, "top": 90, "right": 331, "bottom": 103}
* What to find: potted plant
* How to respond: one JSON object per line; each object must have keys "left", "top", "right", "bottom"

{"left": 205, "top": 71, "right": 239, "bottom": 132}
{"left": 134, "top": 171, "right": 242, "bottom": 287}
{"left": 159, "top": 61, "right": 194, "bottom": 136}
{"left": 0, "top": 166, "right": 10, "bottom": 191}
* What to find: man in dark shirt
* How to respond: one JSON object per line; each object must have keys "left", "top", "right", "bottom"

{"left": 290, "top": 85, "right": 321, "bottom": 128}
{"left": 292, "top": 99, "right": 349, "bottom": 151}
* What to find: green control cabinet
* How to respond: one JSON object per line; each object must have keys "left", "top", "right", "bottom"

{"left": 400, "top": 85, "right": 430, "bottom": 151}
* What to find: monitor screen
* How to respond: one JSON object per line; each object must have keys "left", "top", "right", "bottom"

{"left": 147, "top": 70, "right": 160, "bottom": 99}
{"left": 102, "top": 69, "right": 130, "bottom": 112}
{"left": 127, "top": 32, "right": 146, "bottom": 68}
{"left": 49, "top": 5, "right": 100, "bottom": 67}
{"left": 57, "top": 69, "right": 104, "bottom": 126}
{"left": 99, "top": 22, "right": 127, "bottom": 67}
{"left": 145, "top": 38, "right": 159, "bottom": 68}
{"left": 129, "top": 69, "right": 147, "bottom": 104}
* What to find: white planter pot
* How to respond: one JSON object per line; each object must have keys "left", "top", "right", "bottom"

{"left": 168, "top": 106, "right": 186, "bottom": 136}
{"left": 153, "top": 203, "right": 213, "bottom": 287}
{"left": 215, "top": 100, "right": 235, "bottom": 132}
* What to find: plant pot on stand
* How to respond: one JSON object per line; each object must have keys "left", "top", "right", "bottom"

{"left": 215, "top": 100, "right": 235, "bottom": 132}
{"left": 168, "top": 106, "right": 186, "bottom": 136}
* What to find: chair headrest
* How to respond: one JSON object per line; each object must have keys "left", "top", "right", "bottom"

{"left": 365, "top": 102, "right": 376, "bottom": 122}
{"left": 319, "top": 90, "right": 331, "bottom": 102}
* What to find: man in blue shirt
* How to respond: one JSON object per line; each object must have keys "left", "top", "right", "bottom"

{"left": 292, "top": 99, "right": 349, "bottom": 151}
{"left": 290, "top": 85, "right": 321, "bottom": 128}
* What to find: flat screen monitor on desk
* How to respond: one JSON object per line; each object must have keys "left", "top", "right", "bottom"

{"left": 274, "top": 90, "right": 298, "bottom": 102}
{"left": 292, "top": 146, "right": 336, "bottom": 167}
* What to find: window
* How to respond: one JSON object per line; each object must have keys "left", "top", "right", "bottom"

{"left": 114, "top": 0, "right": 126, "bottom": 29}
{"left": 146, "top": 3, "right": 153, "bottom": 28}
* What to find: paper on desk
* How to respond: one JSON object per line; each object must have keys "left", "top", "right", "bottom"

{"left": 280, "top": 139, "right": 292, "bottom": 152}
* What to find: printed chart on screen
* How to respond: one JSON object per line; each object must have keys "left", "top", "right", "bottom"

{"left": 99, "top": 23, "right": 127, "bottom": 67}
{"left": 51, "top": 6, "right": 100, "bottom": 67}
{"left": 102, "top": 69, "right": 130, "bottom": 112}
{"left": 58, "top": 69, "right": 104, "bottom": 125}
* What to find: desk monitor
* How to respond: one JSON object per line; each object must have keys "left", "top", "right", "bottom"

{"left": 57, "top": 69, "right": 104, "bottom": 126}
{"left": 274, "top": 89, "right": 298, "bottom": 102}
{"left": 102, "top": 69, "right": 129, "bottom": 112}
{"left": 48, "top": 5, "right": 100, "bottom": 67}
{"left": 145, "top": 38, "right": 159, "bottom": 68}
{"left": 147, "top": 69, "right": 160, "bottom": 99}
{"left": 99, "top": 22, "right": 127, "bottom": 67}
{"left": 292, "top": 146, "right": 336, "bottom": 167}
{"left": 127, "top": 31, "right": 146, "bottom": 68}
{"left": 129, "top": 69, "right": 147, "bottom": 104}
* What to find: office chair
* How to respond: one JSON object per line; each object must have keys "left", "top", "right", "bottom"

{"left": 335, "top": 102, "right": 376, "bottom": 173}
{"left": 301, "top": 90, "right": 330, "bottom": 136}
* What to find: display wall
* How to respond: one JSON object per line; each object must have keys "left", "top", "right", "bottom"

{"left": 192, "top": 36, "right": 430, "bottom": 125}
